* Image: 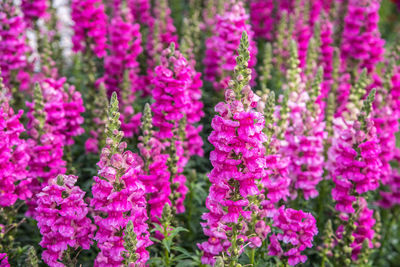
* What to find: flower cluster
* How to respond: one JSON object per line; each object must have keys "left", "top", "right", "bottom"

{"left": 91, "top": 93, "right": 151, "bottom": 266}
{"left": 62, "top": 82, "right": 85, "bottom": 146}
{"left": 319, "top": 16, "right": 334, "bottom": 101}
{"left": 36, "top": 175, "right": 94, "bottom": 267}
{"left": 260, "top": 152, "right": 291, "bottom": 218}
{"left": 329, "top": 91, "right": 380, "bottom": 261}
{"left": 137, "top": 104, "right": 171, "bottom": 222}
{"left": 0, "top": 1, "right": 30, "bottom": 89}
{"left": 199, "top": 32, "right": 268, "bottom": 265}
{"left": 104, "top": 14, "right": 143, "bottom": 137}
{"left": 340, "top": 0, "right": 385, "bottom": 73}
{"left": 40, "top": 77, "right": 85, "bottom": 146}
{"left": 249, "top": 0, "right": 275, "bottom": 40}
{"left": 349, "top": 198, "right": 376, "bottom": 260}
{"left": 269, "top": 207, "right": 318, "bottom": 266}
{"left": 151, "top": 45, "right": 191, "bottom": 138}
{"left": 21, "top": 0, "right": 48, "bottom": 26}
{"left": 185, "top": 69, "right": 204, "bottom": 157}
{"left": 331, "top": 119, "right": 381, "bottom": 213}
{"left": 151, "top": 45, "right": 193, "bottom": 212}
{"left": 204, "top": 1, "right": 257, "bottom": 90}
{"left": 377, "top": 66, "right": 400, "bottom": 206}
{"left": 0, "top": 99, "right": 30, "bottom": 207}
{"left": 281, "top": 43, "right": 326, "bottom": 200}
{"left": 25, "top": 84, "right": 66, "bottom": 216}
{"left": 0, "top": 253, "right": 9, "bottom": 267}
{"left": 104, "top": 16, "right": 142, "bottom": 96}
{"left": 127, "top": 0, "right": 152, "bottom": 26}
{"left": 71, "top": 0, "right": 107, "bottom": 58}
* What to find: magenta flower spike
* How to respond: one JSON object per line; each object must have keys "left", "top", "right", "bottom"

{"left": 38, "top": 78, "right": 85, "bottom": 146}
{"left": 0, "top": 91, "right": 31, "bottom": 207}
{"left": 150, "top": 44, "right": 193, "bottom": 213}
{"left": 280, "top": 42, "right": 326, "bottom": 200}
{"left": 36, "top": 174, "right": 95, "bottom": 267}
{"left": 250, "top": 0, "right": 275, "bottom": 41}
{"left": 21, "top": 0, "right": 48, "bottom": 26}
{"left": 340, "top": 0, "right": 385, "bottom": 74}
{"left": 199, "top": 32, "right": 268, "bottom": 265}
{"left": 25, "top": 84, "right": 66, "bottom": 217}
{"left": 0, "top": 1, "right": 30, "bottom": 90}
{"left": 269, "top": 207, "right": 318, "bottom": 265}
{"left": 71, "top": 0, "right": 107, "bottom": 58}
{"left": 328, "top": 90, "right": 380, "bottom": 260}
{"left": 91, "top": 93, "right": 151, "bottom": 266}
{"left": 0, "top": 253, "right": 9, "bottom": 267}
{"left": 204, "top": 1, "right": 257, "bottom": 91}
{"left": 104, "top": 14, "right": 142, "bottom": 97}
{"left": 103, "top": 13, "right": 143, "bottom": 138}
{"left": 137, "top": 104, "right": 171, "bottom": 223}
{"left": 128, "top": 0, "right": 153, "bottom": 26}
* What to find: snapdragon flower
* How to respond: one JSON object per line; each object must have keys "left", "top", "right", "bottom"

{"left": 151, "top": 44, "right": 193, "bottom": 213}
{"left": 137, "top": 104, "right": 171, "bottom": 222}
{"left": 71, "top": 0, "right": 107, "bottom": 58}
{"left": 340, "top": 0, "right": 384, "bottom": 74}
{"left": 377, "top": 66, "right": 400, "bottom": 206}
{"left": 39, "top": 78, "right": 85, "bottom": 146}
{"left": 0, "top": 253, "right": 9, "bottom": 267}
{"left": 329, "top": 90, "right": 380, "bottom": 261}
{"left": 269, "top": 207, "right": 318, "bottom": 265}
{"left": 199, "top": 32, "right": 268, "bottom": 266}
{"left": 180, "top": 16, "right": 205, "bottom": 157}
{"left": 204, "top": 1, "right": 257, "bottom": 90}
{"left": 91, "top": 93, "right": 151, "bottom": 266}
{"left": 36, "top": 175, "right": 95, "bottom": 267}
{"left": 0, "top": 1, "right": 30, "bottom": 90}
{"left": 0, "top": 91, "right": 30, "bottom": 207}
{"left": 103, "top": 14, "right": 143, "bottom": 137}
{"left": 21, "top": 0, "right": 48, "bottom": 26}
{"left": 128, "top": 0, "right": 152, "bottom": 26}
{"left": 250, "top": 0, "right": 275, "bottom": 40}
{"left": 281, "top": 42, "right": 326, "bottom": 200}
{"left": 26, "top": 84, "right": 66, "bottom": 216}
{"left": 331, "top": 91, "right": 381, "bottom": 213}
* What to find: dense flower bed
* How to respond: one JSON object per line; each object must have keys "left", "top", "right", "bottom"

{"left": 1, "top": 0, "right": 400, "bottom": 266}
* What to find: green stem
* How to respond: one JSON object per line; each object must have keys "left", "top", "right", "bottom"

{"left": 250, "top": 248, "right": 256, "bottom": 266}
{"left": 164, "top": 247, "right": 170, "bottom": 267}
{"left": 229, "top": 224, "right": 238, "bottom": 267}
{"left": 163, "top": 222, "right": 170, "bottom": 267}
{"left": 321, "top": 253, "right": 326, "bottom": 267}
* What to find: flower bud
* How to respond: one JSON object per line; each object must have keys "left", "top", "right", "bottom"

{"left": 110, "top": 153, "right": 124, "bottom": 169}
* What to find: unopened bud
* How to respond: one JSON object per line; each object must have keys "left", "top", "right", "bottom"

{"left": 344, "top": 246, "right": 352, "bottom": 254}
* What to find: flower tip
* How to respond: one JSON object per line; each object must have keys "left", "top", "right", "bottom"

{"left": 241, "top": 30, "right": 248, "bottom": 42}
{"left": 168, "top": 42, "right": 176, "bottom": 55}
{"left": 56, "top": 175, "right": 64, "bottom": 186}
{"left": 110, "top": 91, "right": 118, "bottom": 106}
